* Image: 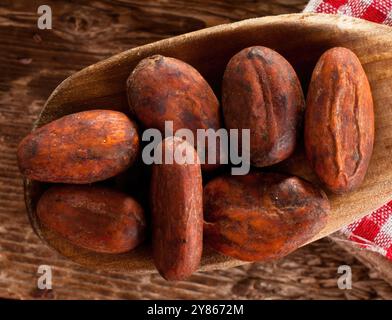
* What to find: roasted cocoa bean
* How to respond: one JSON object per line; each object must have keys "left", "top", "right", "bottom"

{"left": 37, "top": 185, "right": 146, "bottom": 254}
{"left": 203, "top": 172, "right": 329, "bottom": 262}
{"left": 17, "top": 110, "right": 139, "bottom": 183}
{"left": 222, "top": 46, "right": 305, "bottom": 167}
{"left": 150, "top": 137, "right": 203, "bottom": 280}
{"left": 127, "top": 55, "right": 222, "bottom": 170}
{"left": 305, "top": 47, "right": 374, "bottom": 193}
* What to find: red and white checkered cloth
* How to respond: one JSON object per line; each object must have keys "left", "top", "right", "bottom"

{"left": 304, "top": 0, "right": 392, "bottom": 25}
{"left": 304, "top": 0, "right": 392, "bottom": 261}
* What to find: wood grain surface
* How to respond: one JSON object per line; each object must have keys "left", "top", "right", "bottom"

{"left": 1, "top": 0, "right": 392, "bottom": 300}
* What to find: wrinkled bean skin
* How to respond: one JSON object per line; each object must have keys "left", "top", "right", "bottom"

{"left": 150, "top": 137, "right": 203, "bottom": 281}
{"left": 305, "top": 47, "right": 374, "bottom": 194}
{"left": 203, "top": 172, "right": 329, "bottom": 262}
{"left": 17, "top": 110, "right": 139, "bottom": 184}
{"left": 222, "top": 46, "right": 305, "bottom": 167}
{"left": 37, "top": 185, "right": 146, "bottom": 254}
{"left": 127, "top": 55, "right": 222, "bottom": 171}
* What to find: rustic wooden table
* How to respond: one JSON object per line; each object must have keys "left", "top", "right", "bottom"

{"left": 1, "top": 0, "right": 392, "bottom": 300}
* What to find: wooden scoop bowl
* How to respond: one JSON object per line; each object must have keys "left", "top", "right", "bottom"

{"left": 24, "top": 13, "right": 392, "bottom": 273}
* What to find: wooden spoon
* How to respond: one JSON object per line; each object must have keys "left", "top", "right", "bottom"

{"left": 24, "top": 13, "right": 392, "bottom": 273}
